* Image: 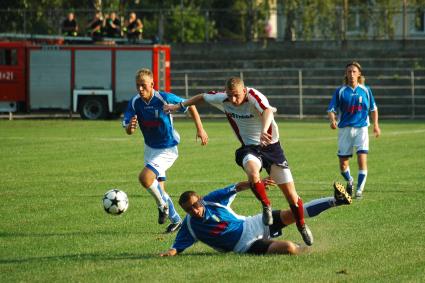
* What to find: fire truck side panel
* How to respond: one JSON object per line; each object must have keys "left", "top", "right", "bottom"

{"left": 0, "top": 41, "right": 171, "bottom": 118}
{"left": 29, "top": 50, "right": 71, "bottom": 109}
{"left": 75, "top": 50, "right": 112, "bottom": 90}
{"left": 0, "top": 43, "right": 26, "bottom": 109}
{"left": 115, "top": 50, "right": 152, "bottom": 103}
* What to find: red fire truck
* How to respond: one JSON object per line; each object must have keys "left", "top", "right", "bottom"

{"left": 0, "top": 41, "right": 170, "bottom": 119}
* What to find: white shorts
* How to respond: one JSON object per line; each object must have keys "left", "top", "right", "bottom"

{"left": 144, "top": 144, "right": 178, "bottom": 181}
{"left": 337, "top": 127, "right": 369, "bottom": 157}
{"left": 233, "top": 214, "right": 268, "bottom": 253}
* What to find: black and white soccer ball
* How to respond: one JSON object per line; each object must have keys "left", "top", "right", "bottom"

{"left": 102, "top": 189, "right": 129, "bottom": 215}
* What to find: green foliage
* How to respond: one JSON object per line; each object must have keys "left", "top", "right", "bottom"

{"left": 165, "top": 4, "right": 217, "bottom": 43}
{"left": 1, "top": 119, "right": 425, "bottom": 282}
{"left": 0, "top": 0, "right": 424, "bottom": 41}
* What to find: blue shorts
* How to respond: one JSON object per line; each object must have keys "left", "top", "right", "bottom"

{"left": 235, "top": 141, "right": 289, "bottom": 174}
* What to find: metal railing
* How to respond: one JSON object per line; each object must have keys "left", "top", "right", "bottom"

{"left": 171, "top": 68, "right": 425, "bottom": 119}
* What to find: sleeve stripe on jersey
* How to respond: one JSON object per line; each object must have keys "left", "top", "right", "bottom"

{"left": 248, "top": 89, "right": 267, "bottom": 110}
{"left": 131, "top": 95, "right": 138, "bottom": 111}
{"left": 267, "top": 124, "right": 272, "bottom": 136}
{"left": 225, "top": 112, "right": 245, "bottom": 146}
{"left": 155, "top": 90, "right": 168, "bottom": 105}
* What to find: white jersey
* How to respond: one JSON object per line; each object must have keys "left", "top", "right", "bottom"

{"left": 203, "top": 87, "right": 279, "bottom": 146}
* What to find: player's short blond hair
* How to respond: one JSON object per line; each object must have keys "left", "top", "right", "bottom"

{"left": 344, "top": 61, "right": 365, "bottom": 85}
{"left": 225, "top": 77, "right": 245, "bottom": 91}
{"left": 135, "top": 68, "right": 153, "bottom": 82}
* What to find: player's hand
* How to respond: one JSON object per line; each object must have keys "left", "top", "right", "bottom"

{"left": 126, "top": 116, "right": 137, "bottom": 134}
{"left": 260, "top": 132, "right": 272, "bottom": 146}
{"left": 262, "top": 177, "right": 276, "bottom": 187}
{"left": 330, "top": 120, "right": 337, "bottom": 129}
{"left": 373, "top": 125, "right": 381, "bottom": 138}
{"left": 163, "top": 104, "right": 179, "bottom": 114}
{"left": 196, "top": 129, "right": 208, "bottom": 145}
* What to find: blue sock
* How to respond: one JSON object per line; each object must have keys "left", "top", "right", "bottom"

{"left": 341, "top": 168, "right": 353, "bottom": 183}
{"left": 357, "top": 170, "right": 368, "bottom": 192}
{"left": 164, "top": 193, "right": 181, "bottom": 224}
{"left": 157, "top": 186, "right": 181, "bottom": 224}
{"left": 303, "top": 197, "right": 335, "bottom": 218}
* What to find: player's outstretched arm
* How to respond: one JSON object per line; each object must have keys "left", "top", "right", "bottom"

{"left": 235, "top": 177, "right": 275, "bottom": 192}
{"left": 163, "top": 93, "right": 206, "bottom": 113}
{"left": 160, "top": 248, "right": 178, "bottom": 257}
{"left": 188, "top": 105, "right": 208, "bottom": 146}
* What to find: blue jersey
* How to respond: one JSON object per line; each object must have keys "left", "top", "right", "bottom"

{"left": 172, "top": 185, "right": 246, "bottom": 253}
{"left": 122, "top": 90, "right": 187, "bottom": 149}
{"left": 327, "top": 84, "right": 377, "bottom": 128}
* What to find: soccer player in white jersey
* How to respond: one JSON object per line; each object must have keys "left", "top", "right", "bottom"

{"left": 160, "top": 180, "right": 351, "bottom": 256}
{"left": 123, "top": 69, "right": 208, "bottom": 233}
{"left": 327, "top": 61, "right": 381, "bottom": 199}
{"left": 164, "top": 77, "right": 313, "bottom": 246}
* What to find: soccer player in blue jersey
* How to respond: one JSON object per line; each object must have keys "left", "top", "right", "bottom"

{"left": 327, "top": 61, "right": 381, "bottom": 199}
{"left": 160, "top": 180, "right": 351, "bottom": 256}
{"left": 123, "top": 68, "right": 208, "bottom": 233}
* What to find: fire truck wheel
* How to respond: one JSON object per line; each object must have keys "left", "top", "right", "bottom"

{"left": 79, "top": 97, "right": 108, "bottom": 120}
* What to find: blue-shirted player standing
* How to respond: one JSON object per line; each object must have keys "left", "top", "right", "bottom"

{"left": 327, "top": 61, "right": 381, "bottom": 199}
{"left": 123, "top": 68, "right": 208, "bottom": 233}
{"left": 160, "top": 180, "right": 351, "bottom": 256}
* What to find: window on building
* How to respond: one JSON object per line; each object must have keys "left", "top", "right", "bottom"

{"left": 415, "top": 8, "right": 424, "bottom": 32}
{"left": 347, "top": 7, "right": 368, "bottom": 34}
{"left": 0, "top": 49, "right": 18, "bottom": 65}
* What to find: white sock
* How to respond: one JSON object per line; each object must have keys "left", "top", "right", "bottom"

{"left": 146, "top": 179, "right": 166, "bottom": 209}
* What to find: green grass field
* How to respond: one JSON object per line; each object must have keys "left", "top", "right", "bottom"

{"left": 1, "top": 119, "right": 425, "bottom": 282}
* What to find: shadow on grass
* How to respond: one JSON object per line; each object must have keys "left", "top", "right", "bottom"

{"left": 0, "top": 252, "right": 155, "bottom": 264}
{"left": 0, "top": 251, "right": 222, "bottom": 264}
{"left": 0, "top": 230, "right": 168, "bottom": 238}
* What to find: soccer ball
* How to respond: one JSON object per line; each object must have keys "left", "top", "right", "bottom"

{"left": 103, "top": 189, "right": 129, "bottom": 215}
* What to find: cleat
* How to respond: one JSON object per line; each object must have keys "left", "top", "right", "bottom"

{"left": 158, "top": 206, "right": 169, "bottom": 225}
{"left": 355, "top": 190, "right": 363, "bottom": 199}
{"left": 165, "top": 221, "right": 182, "bottom": 233}
{"left": 346, "top": 180, "right": 354, "bottom": 196}
{"left": 333, "top": 182, "right": 352, "bottom": 205}
{"left": 262, "top": 205, "right": 273, "bottom": 226}
{"left": 298, "top": 224, "right": 313, "bottom": 246}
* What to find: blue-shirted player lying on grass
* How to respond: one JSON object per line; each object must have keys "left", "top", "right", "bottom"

{"left": 160, "top": 180, "right": 351, "bottom": 256}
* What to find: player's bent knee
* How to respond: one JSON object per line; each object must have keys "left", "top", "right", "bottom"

{"left": 139, "top": 173, "right": 155, "bottom": 188}
{"left": 270, "top": 166, "right": 293, "bottom": 184}
{"left": 286, "top": 242, "right": 299, "bottom": 255}
{"left": 267, "top": 240, "right": 297, "bottom": 255}
{"left": 242, "top": 154, "right": 262, "bottom": 169}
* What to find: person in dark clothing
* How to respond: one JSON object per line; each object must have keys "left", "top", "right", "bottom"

{"left": 87, "top": 11, "right": 103, "bottom": 41}
{"left": 105, "top": 12, "right": 122, "bottom": 38}
{"left": 62, "top": 12, "right": 78, "bottom": 37}
{"left": 124, "top": 12, "right": 143, "bottom": 42}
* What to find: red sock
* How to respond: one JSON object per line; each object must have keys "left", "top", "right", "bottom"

{"left": 250, "top": 181, "right": 271, "bottom": 207}
{"left": 289, "top": 197, "right": 305, "bottom": 228}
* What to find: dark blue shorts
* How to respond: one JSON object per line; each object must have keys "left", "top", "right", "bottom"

{"left": 235, "top": 141, "right": 289, "bottom": 174}
{"left": 246, "top": 210, "right": 285, "bottom": 255}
